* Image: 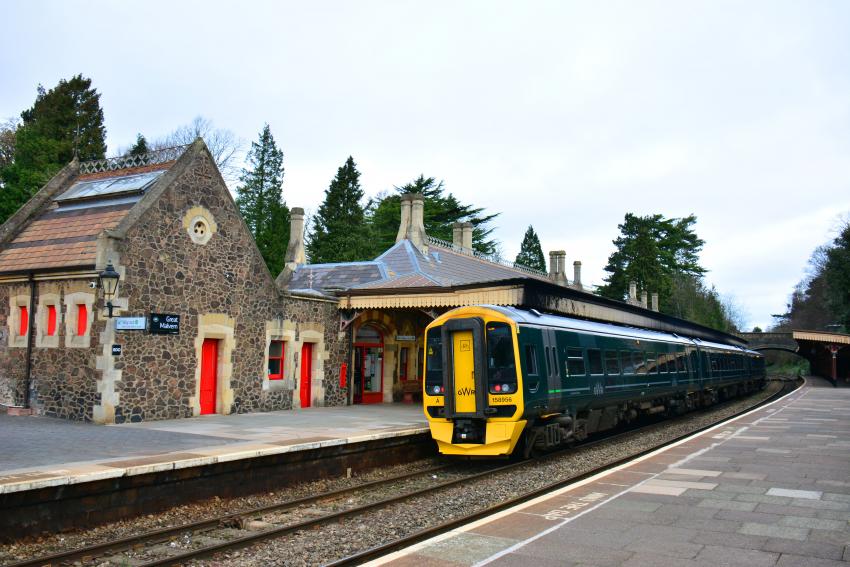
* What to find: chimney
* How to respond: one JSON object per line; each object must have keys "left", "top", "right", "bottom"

{"left": 640, "top": 290, "right": 648, "bottom": 309}
{"left": 452, "top": 222, "right": 463, "bottom": 249}
{"left": 461, "top": 222, "right": 473, "bottom": 253}
{"left": 548, "top": 250, "right": 567, "bottom": 286}
{"left": 275, "top": 207, "right": 306, "bottom": 288}
{"left": 573, "top": 261, "right": 582, "bottom": 289}
{"left": 651, "top": 292, "right": 659, "bottom": 312}
{"left": 407, "top": 194, "right": 427, "bottom": 254}
{"left": 629, "top": 281, "right": 637, "bottom": 302}
{"left": 396, "top": 196, "right": 412, "bottom": 243}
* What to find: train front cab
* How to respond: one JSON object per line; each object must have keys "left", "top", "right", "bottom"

{"left": 423, "top": 307, "right": 526, "bottom": 456}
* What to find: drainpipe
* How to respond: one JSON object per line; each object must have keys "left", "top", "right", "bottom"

{"left": 23, "top": 273, "right": 35, "bottom": 409}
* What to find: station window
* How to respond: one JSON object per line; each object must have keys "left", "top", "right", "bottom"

{"left": 399, "top": 347, "right": 409, "bottom": 381}
{"left": 524, "top": 344, "right": 539, "bottom": 376}
{"left": 587, "top": 349, "right": 604, "bottom": 375}
{"left": 76, "top": 304, "right": 88, "bottom": 337}
{"left": 604, "top": 350, "right": 620, "bottom": 375}
{"left": 46, "top": 305, "right": 57, "bottom": 336}
{"left": 18, "top": 306, "right": 28, "bottom": 337}
{"left": 268, "top": 340, "right": 285, "bottom": 380}
{"left": 566, "top": 348, "right": 585, "bottom": 376}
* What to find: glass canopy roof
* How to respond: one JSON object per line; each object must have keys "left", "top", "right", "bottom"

{"left": 55, "top": 170, "right": 166, "bottom": 202}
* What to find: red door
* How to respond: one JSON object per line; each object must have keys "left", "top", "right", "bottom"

{"left": 200, "top": 339, "right": 219, "bottom": 415}
{"left": 300, "top": 342, "right": 313, "bottom": 408}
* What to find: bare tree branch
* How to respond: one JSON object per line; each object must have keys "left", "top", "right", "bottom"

{"left": 152, "top": 116, "right": 244, "bottom": 184}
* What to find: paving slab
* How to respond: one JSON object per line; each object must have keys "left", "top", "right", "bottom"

{"left": 0, "top": 403, "right": 426, "bottom": 494}
{"left": 370, "top": 379, "right": 850, "bottom": 567}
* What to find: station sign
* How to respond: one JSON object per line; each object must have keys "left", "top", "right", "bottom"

{"left": 115, "top": 316, "right": 147, "bottom": 331}
{"left": 396, "top": 335, "right": 416, "bottom": 342}
{"left": 111, "top": 344, "right": 122, "bottom": 356}
{"left": 150, "top": 313, "right": 180, "bottom": 335}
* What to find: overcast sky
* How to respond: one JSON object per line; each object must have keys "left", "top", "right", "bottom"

{"left": 2, "top": 0, "right": 849, "bottom": 330}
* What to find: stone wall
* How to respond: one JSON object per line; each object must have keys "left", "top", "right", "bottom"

{"left": 0, "top": 147, "right": 349, "bottom": 423}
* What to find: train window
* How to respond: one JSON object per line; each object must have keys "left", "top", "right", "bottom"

{"left": 634, "top": 351, "right": 648, "bottom": 374}
{"left": 604, "top": 350, "right": 620, "bottom": 375}
{"left": 710, "top": 354, "right": 718, "bottom": 372}
{"left": 524, "top": 344, "right": 539, "bottom": 376}
{"left": 424, "top": 331, "right": 444, "bottom": 395}
{"left": 676, "top": 353, "right": 687, "bottom": 373}
{"left": 620, "top": 351, "right": 635, "bottom": 374}
{"left": 645, "top": 352, "right": 657, "bottom": 374}
{"left": 487, "top": 323, "right": 517, "bottom": 394}
{"left": 657, "top": 353, "right": 668, "bottom": 373}
{"left": 566, "top": 348, "right": 585, "bottom": 376}
{"left": 587, "top": 349, "right": 604, "bottom": 375}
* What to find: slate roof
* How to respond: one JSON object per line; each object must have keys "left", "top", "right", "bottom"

{"left": 287, "top": 239, "right": 549, "bottom": 294}
{"left": 0, "top": 161, "right": 173, "bottom": 274}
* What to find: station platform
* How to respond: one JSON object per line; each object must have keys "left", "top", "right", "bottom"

{"left": 376, "top": 378, "right": 850, "bottom": 567}
{"left": 0, "top": 403, "right": 427, "bottom": 495}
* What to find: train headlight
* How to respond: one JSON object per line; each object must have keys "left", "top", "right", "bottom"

{"left": 432, "top": 385, "right": 441, "bottom": 395}
{"left": 502, "top": 383, "right": 511, "bottom": 393}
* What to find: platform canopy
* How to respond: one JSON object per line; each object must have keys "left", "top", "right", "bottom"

{"left": 792, "top": 329, "right": 850, "bottom": 383}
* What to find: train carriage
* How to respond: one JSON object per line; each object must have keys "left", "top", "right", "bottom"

{"left": 423, "top": 305, "right": 765, "bottom": 457}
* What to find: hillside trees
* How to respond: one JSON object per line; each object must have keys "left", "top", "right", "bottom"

{"left": 235, "top": 124, "right": 289, "bottom": 275}
{"left": 515, "top": 225, "right": 546, "bottom": 272}
{"left": 307, "top": 156, "right": 372, "bottom": 264}
{"left": 0, "top": 75, "right": 106, "bottom": 222}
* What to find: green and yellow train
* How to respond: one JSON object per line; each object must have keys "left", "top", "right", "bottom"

{"left": 423, "top": 305, "right": 765, "bottom": 457}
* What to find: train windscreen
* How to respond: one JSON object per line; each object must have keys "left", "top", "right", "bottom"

{"left": 425, "top": 330, "right": 444, "bottom": 395}
{"left": 486, "top": 322, "right": 517, "bottom": 394}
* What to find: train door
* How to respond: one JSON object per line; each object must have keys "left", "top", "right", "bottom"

{"left": 442, "top": 318, "right": 487, "bottom": 419}
{"left": 542, "top": 329, "right": 561, "bottom": 411}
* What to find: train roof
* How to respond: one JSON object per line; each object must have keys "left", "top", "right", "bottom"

{"left": 480, "top": 305, "right": 761, "bottom": 356}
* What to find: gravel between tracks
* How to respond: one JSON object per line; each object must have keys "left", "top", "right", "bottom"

{"left": 0, "top": 380, "right": 788, "bottom": 566}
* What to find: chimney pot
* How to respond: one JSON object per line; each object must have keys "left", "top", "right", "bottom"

{"left": 452, "top": 222, "right": 464, "bottom": 249}
{"left": 461, "top": 222, "right": 473, "bottom": 253}
{"left": 651, "top": 292, "right": 659, "bottom": 312}
{"left": 276, "top": 206, "right": 306, "bottom": 288}
{"left": 548, "top": 250, "right": 568, "bottom": 286}
{"left": 406, "top": 193, "right": 428, "bottom": 254}
{"left": 640, "top": 290, "right": 648, "bottom": 309}
{"left": 396, "top": 195, "right": 412, "bottom": 244}
{"left": 573, "top": 261, "right": 582, "bottom": 289}
{"left": 629, "top": 281, "right": 637, "bottom": 302}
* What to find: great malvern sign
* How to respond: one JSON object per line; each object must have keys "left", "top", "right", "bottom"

{"left": 149, "top": 313, "right": 180, "bottom": 335}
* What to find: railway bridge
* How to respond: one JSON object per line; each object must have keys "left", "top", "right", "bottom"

{"left": 742, "top": 330, "right": 850, "bottom": 384}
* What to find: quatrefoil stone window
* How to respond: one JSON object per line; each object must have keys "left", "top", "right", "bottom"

{"left": 183, "top": 207, "right": 217, "bottom": 245}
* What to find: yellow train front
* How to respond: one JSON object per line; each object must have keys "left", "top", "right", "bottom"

{"left": 422, "top": 306, "right": 527, "bottom": 457}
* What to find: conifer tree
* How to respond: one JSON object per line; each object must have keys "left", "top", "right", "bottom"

{"left": 307, "top": 156, "right": 371, "bottom": 263}
{"left": 0, "top": 75, "right": 106, "bottom": 222}
{"left": 235, "top": 124, "right": 289, "bottom": 274}
{"left": 366, "top": 175, "right": 499, "bottom": 257}
{"left": 515, "top": 225, "right": 546, "bottom": 272}
{"left": 128, "top": 134, "right": 149, "bottom": 157}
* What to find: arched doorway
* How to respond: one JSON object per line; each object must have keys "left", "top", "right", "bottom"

{"left": 354, "top": 324, "right": 384, "bottom": 404}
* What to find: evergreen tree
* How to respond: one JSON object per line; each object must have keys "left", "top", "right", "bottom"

{"left": 515, "top": 225, "right": 546, "bottom": 272}
{"left": 366, "top": 175, "right": 499, "bottom": 257}
{"left": 235, "top": 124, "right": 288, "bottom": 274}
{"left": 598, "top": 213, "right": 705, "bottom": 308}
{"left": 825, "top": 221, "right": 850, "bottom": 331}
{"left": 307, "top": 156, "right": 371, "bottom": 263}
{"left": 128, "top": 134, "right": 149, "bottom": 157}
{"left": 0, "top": 75, "right": 106, "bottom": 223}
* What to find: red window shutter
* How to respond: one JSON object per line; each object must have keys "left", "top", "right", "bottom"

{"left": 77, "top": 304, "right": 88, "bottom": 336}
{"left": 47, "top": 305, "right": 57, "bottom": 336}
{"left": 19, "top": 306, "right": 28, "bottom": 336}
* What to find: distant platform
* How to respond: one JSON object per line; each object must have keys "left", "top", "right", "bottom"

{"left": 375, "top": 377, "right": 850, "bottom": 567}
{"left": 0, "top": 404, "right": 427, "bottom": 495}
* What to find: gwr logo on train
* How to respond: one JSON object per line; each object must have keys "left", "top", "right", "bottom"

{"left": 457, "top": 387, "right": 476, "bottom": 396}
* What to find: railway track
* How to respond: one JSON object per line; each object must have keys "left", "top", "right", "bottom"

{"left": 6, "top": 380, "right": 795, "bottom": 567}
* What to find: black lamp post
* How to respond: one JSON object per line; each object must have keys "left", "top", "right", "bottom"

{"left": 98, "top": 261, "right": 120, "bottom": 318}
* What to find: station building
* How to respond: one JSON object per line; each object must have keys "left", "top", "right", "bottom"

{"left": 0, "top": 140, "right": 347, "bottom": 423}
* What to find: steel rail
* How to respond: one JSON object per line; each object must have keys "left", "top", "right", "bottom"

{"left": 327, "top": 379, "right": 798, "bottom": 566}
{"left": 5, "top": 463, "right": 453, "bottom": 567}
